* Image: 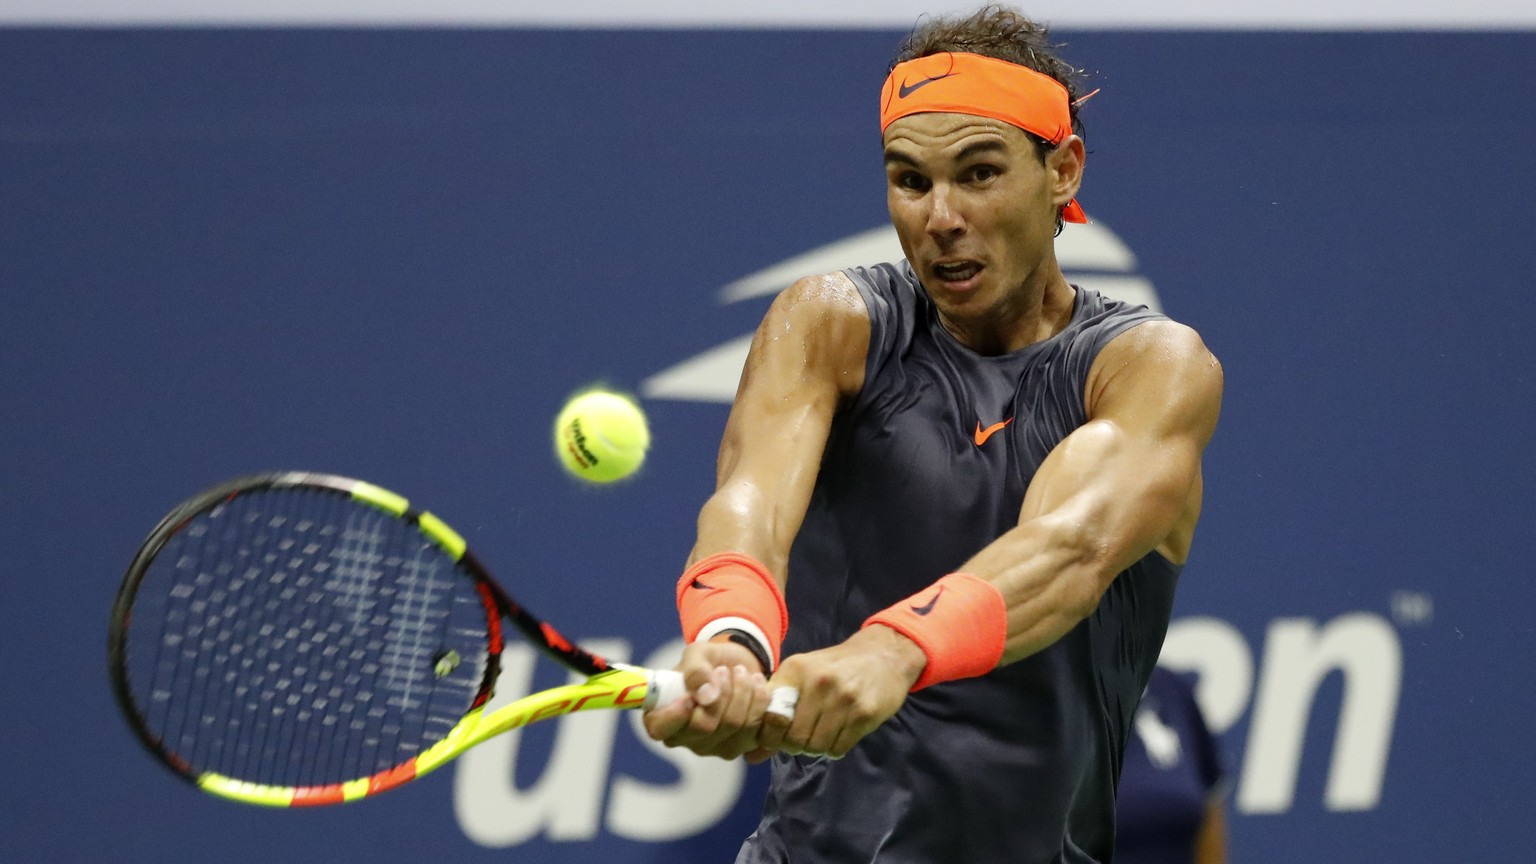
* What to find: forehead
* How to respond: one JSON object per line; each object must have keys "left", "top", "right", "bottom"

{"left": 882, "top": 112, "right": 1034, "bottom": 159}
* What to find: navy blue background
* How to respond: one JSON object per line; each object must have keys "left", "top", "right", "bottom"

{"left": 2, "top": 28, "right": 1532, "bottom": 862}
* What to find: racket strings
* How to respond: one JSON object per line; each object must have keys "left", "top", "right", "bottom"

{"left": 125, "top": 487, "right": 493, "bottom": 789}
{"left": 178, "top": 502, "right": 277, "bottom": 780}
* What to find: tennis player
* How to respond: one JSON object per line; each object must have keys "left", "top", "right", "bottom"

{"left": 644, "top": 5, "right": 1224, "bottom": 862}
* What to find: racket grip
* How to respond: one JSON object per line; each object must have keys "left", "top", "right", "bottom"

{"left": 643, "top": 669, "right": 688, "bottom": 711}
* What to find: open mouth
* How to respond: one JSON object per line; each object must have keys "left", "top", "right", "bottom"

{"left": 932, "top": 260, "right": 983, "bottom": 289}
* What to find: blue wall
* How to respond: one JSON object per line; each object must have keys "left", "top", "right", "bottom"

{"left": 2, "top": 27, "right": 1532, "bottom": 862}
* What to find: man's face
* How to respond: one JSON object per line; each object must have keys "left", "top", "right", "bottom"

{"left": 883, "top": 112, "right": 1079, "bottom": 332}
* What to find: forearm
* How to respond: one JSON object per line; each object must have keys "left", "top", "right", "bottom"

{"left": 854, "top": 454, "right": 1180, "bottom": 687}
{"left": 686, "top": 274, "right": 863, "bottom": 579}
{"left": 960, "top": 512, "right": 1120, "bottom": 665}
{"left": 965, "top": 413, "right": 1204, "bottom": 664}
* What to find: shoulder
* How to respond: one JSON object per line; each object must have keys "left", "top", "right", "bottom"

{"left": 747, "top": 272, "right": 871, "bottom": 398}
{"left": 1086, "top": 318, "right": 1223, "bottom": 433}
{"left": 1093, "top": 319, "right": 1222, "bottom": 396}
{"left": 762, "top": 272, "right": 870, "bottom": 346}
{"left": 1101, "top": 317, "right": 1216, "bottom": 365}
{"left": 771, "top": 271, "right": 869, "bottom": 321}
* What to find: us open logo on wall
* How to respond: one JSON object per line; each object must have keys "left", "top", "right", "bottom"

{"left": 640, "top": 219, "right": 1160, "bottom": 403}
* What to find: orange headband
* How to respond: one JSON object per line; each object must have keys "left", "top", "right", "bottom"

{"left": 880, "top": 52, "right": 1087, "bottom": 223}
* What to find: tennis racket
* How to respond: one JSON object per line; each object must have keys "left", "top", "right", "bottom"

{"left": 108, "top": 471, "right": 688, "bottom": 807}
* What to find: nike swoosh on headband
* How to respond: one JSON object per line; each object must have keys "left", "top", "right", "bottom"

{"left": 898, "top": 72, "right": 958, "bottom": 99}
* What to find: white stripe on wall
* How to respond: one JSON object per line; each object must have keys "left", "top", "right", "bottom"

{"left": 2, "top": 0, "right": 1534, "bottom": 29}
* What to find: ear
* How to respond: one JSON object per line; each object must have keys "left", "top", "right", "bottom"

{"left": 1047, "top": 135, "right": 1086, "bottom": 209}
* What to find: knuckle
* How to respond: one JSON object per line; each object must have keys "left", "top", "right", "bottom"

{"left": 851, "top": 695, "right": 880, "bottom": 721}
{"left": 808, "top": 668, "right": 839, "bottom": 690}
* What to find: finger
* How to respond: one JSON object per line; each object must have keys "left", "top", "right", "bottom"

{"left": 776, "top": 716, "right": 807, "bottom": 756}
{"left": 719, "top": 665, "right": 756, "bottom": 728}
{"left": 770, "top": 676, "right": 825, "bottom": 755}
{"left": 827, "top": 722, "right": 868, "bottom": 760}
{"left": 785, "top": 692, "right": 831, "bottom": 757}
{"left": 693, "top": 664, "right": 728, "bottom": 708}
{"left": 766, "top": 686, "right": 800, "bottom": 721}
{"left": 812, "top": 701, "right": 870, "bottom": 757}
{"left": 677, "top": 644, "right": 722, "bottom": 692}
{"left": 714, "top": 670, "right": 770, "bottom": 759}
{"left": 687, "top": 665, "right": 734, "bottom": 736}
{"left": 698, "top": 666, "right": 756, "bottom": 757}
{"left": 642, "top": 694, "right": 697, "bottom": 742}
{"left": 761, "top": 682, "right": 798, "bottom": 750}
{"left": 798, "top": 702, "right": 842, "bottom": 756}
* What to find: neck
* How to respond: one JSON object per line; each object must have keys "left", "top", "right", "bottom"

{"left": 938, "top": 268, "right": 1076, "bottom": 355}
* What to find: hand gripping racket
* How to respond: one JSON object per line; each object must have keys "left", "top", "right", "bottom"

{"left": 108, "top": 471, "right": 687, "bottom": 807}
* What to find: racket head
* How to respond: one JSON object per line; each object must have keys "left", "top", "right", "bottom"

{"left": 108, "top": 471, "right": 610, "bottom": 806}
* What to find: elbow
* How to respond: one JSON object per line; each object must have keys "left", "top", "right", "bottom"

{"left": 696, "top": 481, "right": 764, "bottom": 543}
{"left": 694, "top": 481, "right": 790, "bottom": 572}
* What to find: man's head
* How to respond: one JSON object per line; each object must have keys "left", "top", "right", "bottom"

{"left": 879, "top": 6, "right": 1090, "bottom": 346}
{"left": 886, "top": 4, "right": 1089, "bottom": 233}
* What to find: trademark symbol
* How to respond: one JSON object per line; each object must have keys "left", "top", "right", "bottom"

{"left": 1390, "top": 591, "right": 1434, "bottom": 626}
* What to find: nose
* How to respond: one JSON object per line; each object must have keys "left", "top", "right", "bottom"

{"left": 924, "top": 183, "right": 965, "bottom": 240}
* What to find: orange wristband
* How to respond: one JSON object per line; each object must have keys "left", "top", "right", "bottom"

{"left": 676, "top": 552, "right": 788, "bottom": 670}
{"left": 862, "top": 572, "right": 1007, "bottom": 691}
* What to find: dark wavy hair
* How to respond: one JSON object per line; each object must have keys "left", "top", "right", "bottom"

{"left": 890, "top": 4, "right": 1088, "bottom": 146}
{"left": 889, "top": 4, "right": 1089, "bottom": 233}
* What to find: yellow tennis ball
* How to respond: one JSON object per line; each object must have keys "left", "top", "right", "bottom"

{"left": 553, "top": 390, "right": 650, "bottom": 483}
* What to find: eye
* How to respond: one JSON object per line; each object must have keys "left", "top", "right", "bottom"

{"left": 966, "top": 164, "right": 1001, "bottom": 184}
{"left": 893, "top": 171, "right": 931, "bottom": 193}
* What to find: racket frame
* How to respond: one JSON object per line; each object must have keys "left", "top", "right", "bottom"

{"left": 109, "top": 471, "right": 674, "bottom": 807}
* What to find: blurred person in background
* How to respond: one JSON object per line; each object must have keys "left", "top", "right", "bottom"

{"left": 1115, "top": 665, "right": 1229, "bottom": 864}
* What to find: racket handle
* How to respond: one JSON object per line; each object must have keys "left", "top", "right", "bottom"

{"left": 643, "top": 669, "right": 688, "bottom": 711}
{"left": 640, "top": 669, "right": 799, "bottom": 720}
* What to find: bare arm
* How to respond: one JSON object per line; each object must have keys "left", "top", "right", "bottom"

{"left": 642, "top": 272, "right": 869, "bottom": 757}
{"left": 689, "top": 272, "right": 870, "bottom": 575}
{"left": 961, "top": 319, "right": 1223, "bottom": 664}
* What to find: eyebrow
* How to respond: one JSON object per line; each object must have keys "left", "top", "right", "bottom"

{"left": 883, "top": 138, "right": 1011, "bottom": 168}
{"left": 954, "top": 139, "right": 1009, "bottom": 162}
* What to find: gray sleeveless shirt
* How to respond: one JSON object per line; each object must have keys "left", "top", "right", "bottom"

{"left": 736, "top": 261, "right": 1183, "bottom": 864}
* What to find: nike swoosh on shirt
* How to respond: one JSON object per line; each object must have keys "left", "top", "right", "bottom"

{"left": 898, "top": 72, "right": 957, "bottom": 99}
{"left": 690, "top": 578, "right": 717, "bottom": 591}
{"left": 973, "top": 418, "right": 1014, "bottom": 446}
{"left": 910, "top": 586, "right": 945, "bottom": 616}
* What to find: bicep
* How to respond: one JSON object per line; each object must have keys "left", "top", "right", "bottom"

{"left": 1017, "top": 321, "right": 1222, "bottom": 573}
{"left": 691, "top": 274, "right": 870, "bottom": 576}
